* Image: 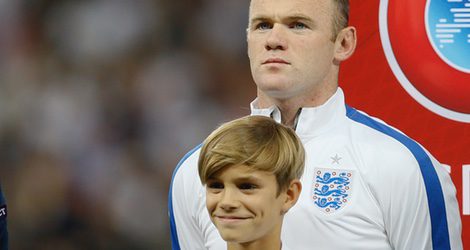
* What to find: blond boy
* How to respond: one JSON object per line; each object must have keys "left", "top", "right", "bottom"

{"left": 198, "top": 116, "right": 305, "bottom": 250}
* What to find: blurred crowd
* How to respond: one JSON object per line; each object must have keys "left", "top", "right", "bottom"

{"left": 0, "top": 0, "right": 255, "bottom": 249}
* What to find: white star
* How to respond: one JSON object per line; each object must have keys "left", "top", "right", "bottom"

{"left": 331, "top": 154, "right": 342, "bottom": 164}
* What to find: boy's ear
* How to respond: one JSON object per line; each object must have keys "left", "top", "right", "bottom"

{"left": 281, "top": 179, "right": 302, "bottom": 214}
{"left": 333, "top": 26, "right": 357, "bottom": 64}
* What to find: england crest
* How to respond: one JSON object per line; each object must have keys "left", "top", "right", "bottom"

{"left": 312, "top": 168, "right": 354, "bottom": 214}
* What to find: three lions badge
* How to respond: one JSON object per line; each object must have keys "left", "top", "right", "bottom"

{"left": 312, "top": 168, "right": 354, "bottom": 214}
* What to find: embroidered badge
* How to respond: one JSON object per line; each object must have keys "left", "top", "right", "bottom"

{"left": 312, "top": 168, "right": 353, "bottom": 214}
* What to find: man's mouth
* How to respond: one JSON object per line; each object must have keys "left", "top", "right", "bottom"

{"left": 262, "top": 58, "right": 290, "bottom": 65}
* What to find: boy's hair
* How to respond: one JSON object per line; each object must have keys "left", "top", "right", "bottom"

{"left": 198, "top": 116, "right": 305, "bottom": 194}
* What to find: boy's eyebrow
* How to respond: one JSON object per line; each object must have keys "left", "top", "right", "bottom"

{"left": 234, "top": 176, "right": 261, "bottom": 182}
{"left": 207, "top": 175, "right": 262, "bottom": 182}
{"left": 206, "top": 176, "right": 220, "bottom": 181}
{"left": 233, "top": 173, "right": 270, "bottom": 183}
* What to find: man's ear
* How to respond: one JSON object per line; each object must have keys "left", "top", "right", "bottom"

{"left": 281, "top": 179, "right": 302, "bottom": 214}
{"left": 333, "top": 26, "right": 357, "bottom": 64}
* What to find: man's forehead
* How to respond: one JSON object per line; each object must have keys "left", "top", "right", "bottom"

{"left": 248, "top": 0, "right": 333, "bottom": 19}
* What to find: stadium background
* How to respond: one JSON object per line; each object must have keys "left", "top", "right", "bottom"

{"left": 0, "top": 1, "right": 467, "bottom": 249}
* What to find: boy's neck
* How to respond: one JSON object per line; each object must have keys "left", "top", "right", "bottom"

{"left": 227, "top": 240, "right": 282, "bottom": 250}
{"left": 227, "top": 226, "right": 283, "bottom": 250}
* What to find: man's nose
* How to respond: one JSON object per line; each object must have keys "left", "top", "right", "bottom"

{"left": 265, "top": 23, "right": 288, "bottom": 51}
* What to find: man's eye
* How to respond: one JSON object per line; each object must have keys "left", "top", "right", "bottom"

{"left": 256, "top": 22, "right": 272, "bottom": 30}
{"left": 238, "top": 183, "right": 257, "bottom": 190}
{"left": 291, "top": 22, "right": 307, "bottom": 29}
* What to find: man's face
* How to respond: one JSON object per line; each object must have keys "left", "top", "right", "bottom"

{"left": 247, "top": 0, "right": 337, "bottom": 101}
{"left": 205, "top": 164, "right": 288, "bottom": 244}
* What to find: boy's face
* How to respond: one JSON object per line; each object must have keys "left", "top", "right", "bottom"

{"left": 205, "top": 164, "right": 289, "bottom": 244}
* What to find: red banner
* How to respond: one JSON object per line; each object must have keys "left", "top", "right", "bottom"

{"left": 341, "top": 1, "right": 470, "bottom": 248}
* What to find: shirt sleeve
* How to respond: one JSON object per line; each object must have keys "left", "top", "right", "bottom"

{"left": 0, "top": 186, "right": 8, "bottom": 250}
{"left": 428, "top": 154, "right": 462, "bottom": 250}
{"left": 375, "top": 145, "right": 462, "bottom": 250}
{"left": 169, "top": 146, "right": 225, "bottom": 250}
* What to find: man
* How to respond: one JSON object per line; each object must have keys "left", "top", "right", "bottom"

{"left": 169, "top": 0, "right": 463, "bottom": 249}
{"left": 0, "top": 186, "right": 7, "bottom": 250}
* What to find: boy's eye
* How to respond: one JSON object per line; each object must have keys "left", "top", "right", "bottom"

{"left": 208, "top": 182, "right": 224, "bottom": 189}
{"left": 256, "top": 22, "right": 272, "bottom": 30}
{"left": 238, "top": 183, "right": 257, "bottom": 190}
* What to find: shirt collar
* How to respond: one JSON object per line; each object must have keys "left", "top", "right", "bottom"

{"left": 250, "top": 88, "right": 346, "bottom": 138}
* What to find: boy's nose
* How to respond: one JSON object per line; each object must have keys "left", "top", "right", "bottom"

{"left": 219, "top": 189, "right": 240, "bottom": 211}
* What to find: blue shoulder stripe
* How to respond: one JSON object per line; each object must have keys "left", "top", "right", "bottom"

{"left": 346, "top": 105, "right": 450, "bottom": 250}
{"left": 168, "top": 144, "right": 203, "bottom": 250}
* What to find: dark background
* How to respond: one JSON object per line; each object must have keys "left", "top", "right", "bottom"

{"left": 0, "top": 1, "right": 252, "bottom": 249}
{"left": 0, "top": 1, "right": 468, "bottom": 249}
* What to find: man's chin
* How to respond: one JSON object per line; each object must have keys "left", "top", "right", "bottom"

{"left": 258, "top": 87, "right": 296, "bottom": 100}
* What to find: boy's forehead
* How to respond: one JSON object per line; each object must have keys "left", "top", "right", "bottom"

{"left": 210, "top": 164, "right": 273, "bottom": 180}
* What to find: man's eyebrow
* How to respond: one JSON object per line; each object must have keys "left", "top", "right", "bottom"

{"left": 285, "top": 14, "right": 313, "bottom": 22}
{"left": 249, "top": 14, "right": 314, "bottom": 24}
{"left": 249, "top": 16, "right": 271, "bottom": 25}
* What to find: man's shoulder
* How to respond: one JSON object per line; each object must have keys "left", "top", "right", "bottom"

{"left": 345, "top": 106, "right": 417, "bottom": 146}
{"left": 344, "top": 106, "right": 432, "bottom": 165}
{"left": 343, "top": 106, "right": 446, "bottom": 190}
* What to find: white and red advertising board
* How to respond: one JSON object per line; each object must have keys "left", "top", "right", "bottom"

{"left": 341, "top": 1, "right": 469, "bottom": 248}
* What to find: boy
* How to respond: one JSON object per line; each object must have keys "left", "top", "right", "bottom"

{"left": 198, "top": 116, "right": 305, "bottom": 250}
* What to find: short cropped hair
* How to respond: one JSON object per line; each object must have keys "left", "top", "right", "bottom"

{"left": 198, "top": 116, "right": 305, "bottom": 194}
{"left": 333, "top": 0, "right": 350, "bottom": 38}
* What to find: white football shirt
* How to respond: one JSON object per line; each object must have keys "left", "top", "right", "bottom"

{"left": 169, "top": 88, "right": 462, "bottom": 250}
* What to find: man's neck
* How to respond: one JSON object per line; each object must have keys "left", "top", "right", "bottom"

{"left": 278, "top": 105, "right": 301, "bottom": 128}
{"left": 256, "top": 86, "right": 337, "bottom": 127}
